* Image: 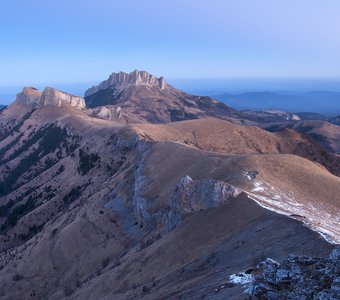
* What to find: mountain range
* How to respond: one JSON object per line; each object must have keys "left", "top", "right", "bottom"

{"left": 0, "top": 70, "right": 339, "bottom": 299}
{"left": 214, "top": 91, "right": 340, "bottom": 115}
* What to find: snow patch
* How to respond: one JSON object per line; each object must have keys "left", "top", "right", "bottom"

{"left": 229, "top": 273, "right": 253, "bottom": 284}
{"left": 228, "top": 272, "right": 254, "bottom": 294}
{"left": 245, "top": 179, "right": 340, "bottom": 244}
{"left": 247, "top": 194, "right": 339, "bottom": 245}
{"left": 252, "top": 182, "right": 265, "bottom": 192}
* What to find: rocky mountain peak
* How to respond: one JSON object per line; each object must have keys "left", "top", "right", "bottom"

{"left": 84, "top": 70, "right": 240, "bottom": 122}
{"left": 15, "top": 87, "right": 42, "bottom": 105}
{"left": 84, "top": 70, "right": 168, "bottom": 97}
{"left": 40, "top": 87, "right": 86, "bottom": 110}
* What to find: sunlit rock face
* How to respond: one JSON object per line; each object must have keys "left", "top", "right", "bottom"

{"left": 167, "top": 175, "right": 241, "bottom": 231}
{"left": 84, "top": 70, "right": 167, "bottom": 97}
{"left": 15, "top": 87, "right": 42, "bottom": 106}
{"left": 97, "top": 106, "right": 122, "bottom": 119}
{"left": 40, "top": 87, "right": 86, "bottom": 110}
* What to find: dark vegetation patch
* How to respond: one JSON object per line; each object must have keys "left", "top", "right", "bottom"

{"left": 0, "top": 124, "right": 80, "bottom": 196}
{"left": 0, "top": 200, "right": 14, "bottom": 218}
{"left": 0, "top": 133, "right": 24, "bottom": 161}
{"left": 0, "top": 186, "right": 56, "bottom": 234}
{"left": 77, "top": 149, "right": 100, "bottom": 175}
{"left": 0, "top": 124, "right": 81, "bottom": 239}
{"left": 57, "top": 164, "right": 65, "bottom": 175}
{"left": 18, "top": 223, "right": 45, "bottom": 241}
{"left": 63, "top": 186, "right": 82, "bottom": 204}
{"left": 84, "top": 88, "right": 123, "bottom": 108}
{"left": 263, "top": 125, "right": 284, "bottom": 132}
{"left": 0, "top": 187, "right": 35, "bottom": 217}
{"left": 169, "top": 109, "right": 198, "bottom": 122}
{"left": 0, "top": 109, "right": 36, "bottom": 142}
{"left": 44, "top": 185, "right": 57, "bottom": 201}
{"left": 105, "top": 155, "right": 127, "bottom": 176}
{"left": 0, "top": 194, "right": 38, "bottom": 231}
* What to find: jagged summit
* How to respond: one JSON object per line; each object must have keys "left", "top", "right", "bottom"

{"left": 84, "top": 70, "right": 241, "bottom": 123}
{"left": 85, "top": 70, "right": 167, "bottom": 97}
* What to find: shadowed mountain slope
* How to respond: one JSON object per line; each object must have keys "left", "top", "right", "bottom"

{"left": 263, "top": 119, "right": 340, "bottom": 154}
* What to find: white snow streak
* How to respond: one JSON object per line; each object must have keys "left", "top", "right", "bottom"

{"left": 246, "top": 180, "right": 339, "bottom": 244}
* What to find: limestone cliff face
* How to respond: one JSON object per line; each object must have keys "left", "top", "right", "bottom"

{"left": 97, "top": 106, "right": 122, "bottom": 119}
{"left": 85, "top": 70, "right": 168, "bottom": 97}
{"left": 40, "top": 87, "right": 86, "bottom": 110}
{"left": 15, "top": 87, "right": 42, "bottom": 106}
{"left": 167, "top": 175, "right": 241, "bottom": 231}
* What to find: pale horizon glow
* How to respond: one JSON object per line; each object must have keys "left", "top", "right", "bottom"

{"left": 1, "top": 0, "right": 340, "bottom": 100}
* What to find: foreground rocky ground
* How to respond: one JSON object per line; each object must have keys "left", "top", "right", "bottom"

{"left": 241, "top": 247, "right": 340, "bottom": 299}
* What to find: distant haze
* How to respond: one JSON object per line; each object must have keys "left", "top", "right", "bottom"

{"left": 169, "top": 78, "right": 340, "bottom": 95}
{"left": 1, "top": 78, "right": 339, "bottom": 115}
{"left": 2, "top": 1, "right": 340, "bottom": 113}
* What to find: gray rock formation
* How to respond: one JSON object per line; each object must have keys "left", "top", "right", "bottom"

{"left": 15, "top": 86, "right": 86, "bottom": 111}
{"left": 132, "top": 141, "right": 153, "bottom": 227}
{"left": 167, "top": 175, "right": 241, "bottom": 231}
{"left": 15, "top": 87, "right": 42, "bottom": 106}
{"left": 84, "top": 70, "right": 168, "bottom": 97}
{"left": 40, "top": 87, "right": 86, "bottom": 110}
{"left": 97, "top": 106, "right": 122, "bottom": 119}
{"left": 250, "top": 247, "right": 340, "bottom": 299}
{"left": 330, "top": 247, "right": 340, "bottom": 260}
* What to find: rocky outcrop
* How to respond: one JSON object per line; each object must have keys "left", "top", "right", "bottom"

{"left": 167, "top": 176, "right": 241, "bottom": 231}
{"left": 85, "top": 70, "right": 168, "bottom": 97}
{"left": 132, "top": 140, "right": 153, "bottom": 227}
{"left": 250, "top": 247, "right": 340, "bottom": 299}
{"left": 97, "top": 106, "right": 122, "bottom": 119}
{"left": 14, "top": 87, "right": 86, "bottom": 111}
{"left": 15, "top": 87, "right": 42, "bottom": 106}
{"left": 40, "top": 87, "right": 86, "bottom": 110}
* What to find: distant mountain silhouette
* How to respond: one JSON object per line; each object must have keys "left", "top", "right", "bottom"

{"left": 214, "top": 91, "right": 340, "bottom": 115}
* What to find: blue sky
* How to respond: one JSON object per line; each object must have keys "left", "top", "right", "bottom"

{"left": 1, "top": 0, "right": 340, "bottom": 92}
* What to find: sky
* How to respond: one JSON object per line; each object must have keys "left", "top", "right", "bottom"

{"left": 1, "top": 0, "right": 340, "bottom": 102}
